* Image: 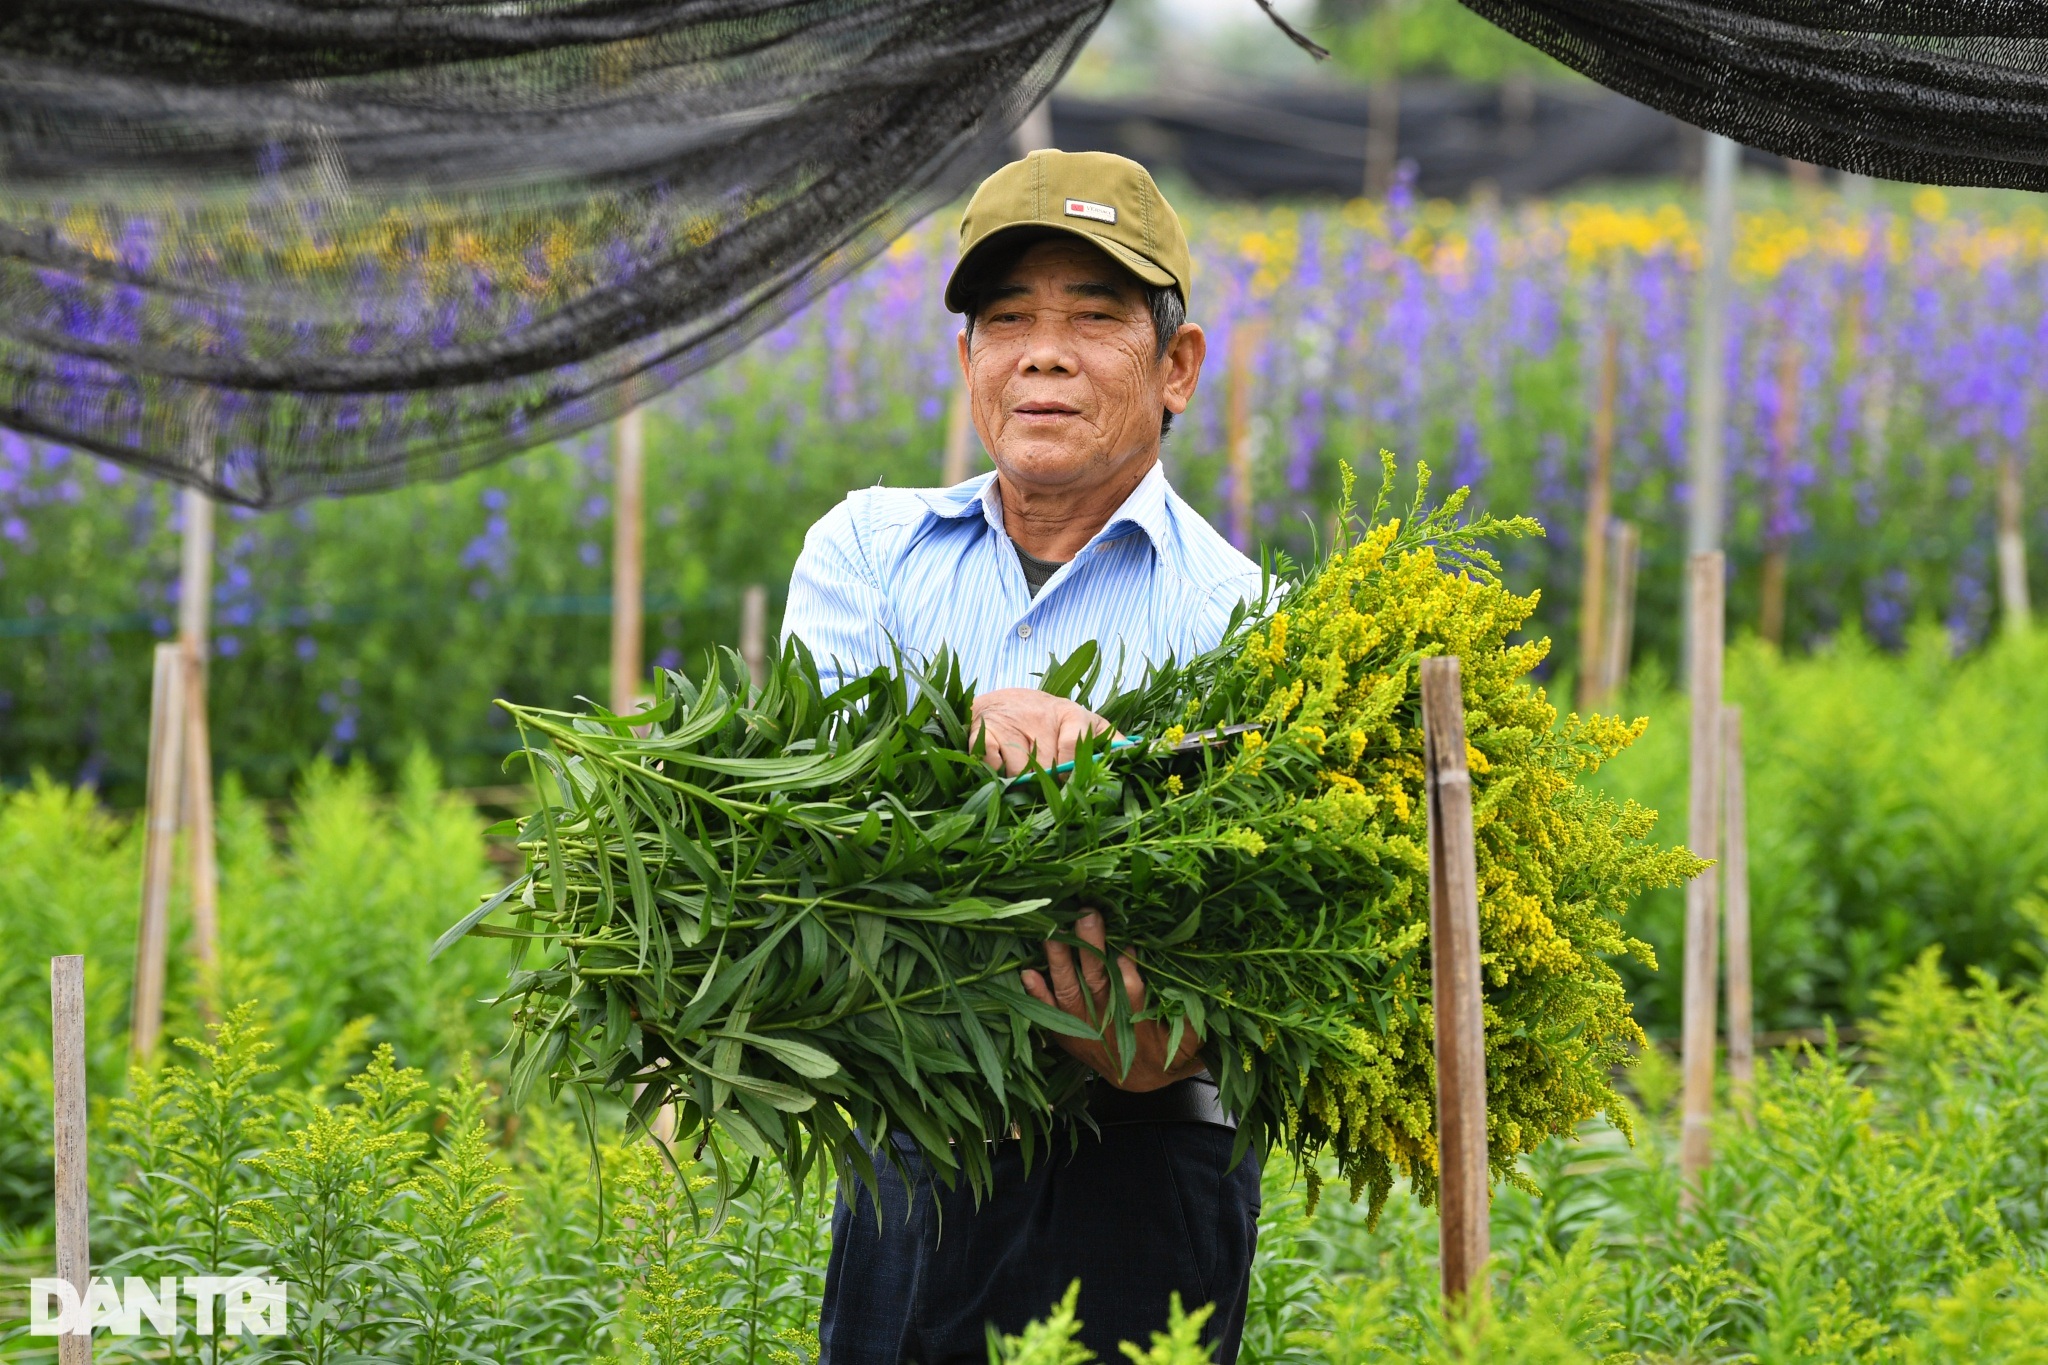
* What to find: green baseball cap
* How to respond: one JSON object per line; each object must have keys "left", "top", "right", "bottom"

{"left": 944, "top": 149, "right": 1193, "bottom": 314}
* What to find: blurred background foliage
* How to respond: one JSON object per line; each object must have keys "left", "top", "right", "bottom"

{"left": 0, "top": 753, "right": 500, "bottom": 1232}
{"left": 1602, "top": 631, "right": 2048, "bottom": 1033}
{"left": 1312, "top": 0, "right": 1578, "bottom": 82}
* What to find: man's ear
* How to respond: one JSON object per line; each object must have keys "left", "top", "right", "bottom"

{"left": 956, "top": 327, "right": 971, "bottom": 384}
{"left": 1161, "top": 322, "right": 1206, "bottom": 416}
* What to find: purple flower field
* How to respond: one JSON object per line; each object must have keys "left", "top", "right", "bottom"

{"left": 2, "top": 186, "right": 2043, "bottom": 796}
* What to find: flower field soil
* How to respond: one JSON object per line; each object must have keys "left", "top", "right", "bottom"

{"left": 463, "top": 463, "right": 1698, "bottom": 1213}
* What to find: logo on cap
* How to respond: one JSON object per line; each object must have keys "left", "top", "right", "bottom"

{"left": 1063, "top": 198, "right": 1117, "bottom": 225}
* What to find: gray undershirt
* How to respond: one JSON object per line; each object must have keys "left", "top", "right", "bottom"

{"left": 1013, "top": 541, "right": 1068, "bottom": 599}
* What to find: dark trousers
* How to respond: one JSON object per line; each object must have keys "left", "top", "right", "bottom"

{"left": 818, "top": 1124, "right": 1261, "bottom": 1365}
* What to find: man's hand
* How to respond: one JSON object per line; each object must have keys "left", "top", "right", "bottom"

{"left": 971, "top": 687, "right": 1116, "bottom": 777}
{"left": 1022, "top": 910, "right": 1206, "bottom": 1092}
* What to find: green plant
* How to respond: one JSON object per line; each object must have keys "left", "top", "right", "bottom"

{"left": 471, "top": 458, "right": 1697, "bottom": 1218}
{"left": 1264, "top": 948, "right": 2048, "bottom": 1363}
{"left": 602, "top": 1142, "right": 730, "bottom": 1365}
{"left": 1318, "top": 0, "right": 1578, "bottom": 82}
{"left": 15, "top": 1006, "right": 825, "bottom": 1365}
{"left": 220, "top": 752, "right": 504, "bottom": 1081}
{"left": 1598, "top": 627, "right": 2048, "bottom": 1033}
{"left": 5, "top": 938, "right": 2048, "bottom": 1363}
{"left": 989, "top": 1282, "right": 1097, "bottom": 1365}
{"left": 104, "top": 1004, "right": 278, "bottom": 1363}
{"left": 0, "top": 753, "right": 505, "bottom": 1244}
{"left": 986, "top": 1282, "right": 1221, "bottom": 1365}
{"left": 385, "top": 1070, "right": 519, "bottom": 1365}
{"left": 0, "top": 777, "right": 143, "bottom": 1229}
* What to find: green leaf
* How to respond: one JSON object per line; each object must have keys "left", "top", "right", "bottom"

{"left": 721, "top": 1032, "right": 841, "bottom": 1080}
{"left": 433, "top": 872, "right": 531, "bottom": 959}
{"left": 1004, "top": 987, "right": 1104, "bottom": 1040}
{"left": 1038, "top": 640, "right": 1100, "bottom": 701}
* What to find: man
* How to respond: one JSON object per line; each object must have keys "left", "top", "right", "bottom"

{"left": 783, "top": 150, "right": 1264, "bottom": 1364}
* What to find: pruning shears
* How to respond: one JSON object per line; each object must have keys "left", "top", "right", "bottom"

{"left": 1002, "top": 722, "right": 1264, "bottom": 787}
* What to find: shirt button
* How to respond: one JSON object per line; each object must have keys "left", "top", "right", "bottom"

{"left": 1017, "top": 623, "right": 1032, "bottom": 639}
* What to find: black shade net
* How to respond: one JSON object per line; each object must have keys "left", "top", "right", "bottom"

{"left": 1462, "top": 1, "right": 2048, "bottom": 190}
{"left": 0, "top": 1, "right": 1108, "bottom": 506}
{"left": 9, "top": 2, "right": 2046, "bottom": 506}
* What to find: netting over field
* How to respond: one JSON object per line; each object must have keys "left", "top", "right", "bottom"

{"left": 0, "top": 1, "right": 1107, "bottom": 506}
{"left": 8, "top": 1, "right": 2048, "bottom": 505}
{"left": 1466, "top": 1, "right": 2048, "bottom": 190}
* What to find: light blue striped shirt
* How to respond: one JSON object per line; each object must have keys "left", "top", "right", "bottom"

{"left": 782, "top": 462, "right": 1264, "bottom": 699}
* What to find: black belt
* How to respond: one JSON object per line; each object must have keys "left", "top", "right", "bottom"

{"left": 1086, "top": 1072, "right": 1235, "bottom": 1130}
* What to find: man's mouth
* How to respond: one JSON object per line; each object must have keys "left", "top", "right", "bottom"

{"left": 1014, "top": 402, "right": 1079, "bottom": 417}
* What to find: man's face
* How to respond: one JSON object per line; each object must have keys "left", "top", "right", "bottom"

{"left": 959, "top": 238, "right": 1201, "bottom": 493}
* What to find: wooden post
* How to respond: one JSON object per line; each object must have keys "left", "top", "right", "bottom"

{"left": 133, "top": 642, "right": 186, "bottom": 1064}
{"left": 1363, "top": 5, "right": 1400, "bottom": 198}
{"left": 1225, "top": 324, "right": 1261, "bottom": 554}
{"left": 178, "top": 485, "right": 218, "bottom": 1002}
{"left": 941, "top": 385, "right": 975, "bottom": 486}
{"left": 1593, "top": 520, "right": 1641, "bottom": 707}
{"left": 1421, "top": 656, "right": 1489, "bottom": 1306}
{"left": 1998, "top": 444, "right": 2031, "bottom": 635}
{"left": 610, "top": 407, "right": 646, "bottom": 717}
{"left": 1722, "top": 705, "right": 1754, "bottom": 1108}
{"left": 740, "top": 584, "right": 768, "bottom": 688}
{"left": 1011, "top": 99, "right": 1054, "bottom": 158}
{"left": 1759, "top": 340, "right": 1800, "bottom": 647}
{"left": 52, "top": 956, "right": 91, "bottom": 1364}
{"left": 1577, "top": 318, "right": 1620, "bottom": 712}
{"left": 1687, "top": 135, "right": 1737, "bottom": 565}
{"left": 1679, "top": 552, "right": 1725, "bottom": 1206}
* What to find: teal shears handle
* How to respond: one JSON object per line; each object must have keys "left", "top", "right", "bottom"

{"left": 1001, "top": 723, "right": 1263, "bottom": 787}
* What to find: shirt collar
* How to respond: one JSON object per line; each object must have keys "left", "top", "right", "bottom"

{"left": 915, "top": 462, "right": 1173, "bottom": 553}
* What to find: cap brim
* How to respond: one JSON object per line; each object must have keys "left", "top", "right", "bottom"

{"left": 944, "top": 223, "right": 1178, "bottom": 313}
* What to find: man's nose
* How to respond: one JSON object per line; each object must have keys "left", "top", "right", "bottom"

{"left": 1017, "top": 320, "right": 1077, "bottom": 375}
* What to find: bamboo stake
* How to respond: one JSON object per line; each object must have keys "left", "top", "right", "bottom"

{"left": 740, "top": 584, "right": 768, "bottom": 688}
{"left": 617, "top": 413, "right": 660, "bottom": 1145}
{"left": 181, "top": 650, "right": 218, "bottom": 1019}
{"left": 1784, "top": 157, "right": 1822, "bottom": 200}
{"left": 610, "top": 408, "right": 647, "bottom": 718}
{"left": 1998, "top": 444, "right": 2031, "bottom": 635}
{"left": 1421, "top": 656, "right": 1489, "bottom": 1307}
{"left": 133, "top": 642, "right": 186, "bottom": 1064}
{"left": 1722, "top": 706, "right": 1754, "bottom": 1108}
{"left": 178, "top": 486, "right": 218, "bottom": 1004}
{"left": 1225, "top": 324, "right": 1261, "bottom": 554}
{"left": 1759, "top": 340, "right": 1800, "bottom": 647}
{"left": 1012, "top": 99, "right": 1055, "bottom": 158}
{"left": 1687, "top": 136, "right": 1737, "bottom": 564}
{"left": 52, "top": 955, "right": 91, "bottom": 1365}
{"left": 941, "top": 385, "right": 975, "bottom": 486}
{"left": 1594, "top": 520, "right": 1641, "bottom": 707}
{"left": 1363, "top": 5, "right": 1401, "bottom": 199}
{"left": 1679, "top": 552, "right": 1726, "bottom": 1206}
{"left": 1577, "top": 318, "right": 1620, "bottom": 712}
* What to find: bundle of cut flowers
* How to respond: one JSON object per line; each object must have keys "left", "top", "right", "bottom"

{"left": 448, "top": 456, "right": 1701, "bottom": 1218}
